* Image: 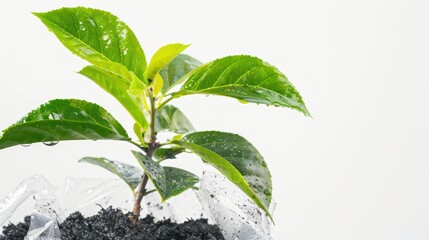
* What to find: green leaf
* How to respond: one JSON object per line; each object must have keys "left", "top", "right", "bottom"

{"left": 132, "top": 151, "right": 198, "bottom": 200}
{"left": 33, "top": 7, "right": 147, "bottom": 81}
{"left": 133, "top": 122, "right": 146, "bottom": 146}
{"left": 159, "top": 54, "right": 202, "bottom": 94}
{"left": 146, "top": 43, "right": 190, "bottom": 81}
{"left": 172, "top": 55, "right": 310, "bottom": 116}
{"left": 163, "top": 166, "right": 199, "bottom": 199}
{"left": 156, "top": 105, "right": 194, "bottom": 134}
{"left": 0, "top": 99, "right": 129, "bottom": 150}
{"left": 79, "top": 65, "right": 148, "bottom": 129}
{"left": 80, "top": 157, "right": 142, "bottom": 191}
{"left": 154, "top": 146, "right": 186, "bottom": 161}
{"left": 152, "top": 73, "right": 164, "bottom": 96}
{"left": 173, "top": 131, "right": 273, "bottom": 218}
{"left": 132, "top": 151, "right": 166, "bottom": 192}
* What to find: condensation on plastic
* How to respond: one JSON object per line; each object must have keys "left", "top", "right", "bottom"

{"left": 26, "top": 194, "right": 62, "bottom": 239}
{"left": 0, "top": 172, "right": 274, "bottom": 240}
{"left": 0, "top": 175, "right": 62, "bottom": 239}
{"left": 0, "top": 175, "right": 55, "bottom": 227}
{"left": 198, "top": 171, "right": 275, "bottom": 240}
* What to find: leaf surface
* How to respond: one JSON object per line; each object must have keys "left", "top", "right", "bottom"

{"left": 146, "top": 43, "right": 189, "bottom": 81}
{"left": 173, "top": 131, "right": 272, "bottom": 218}
{"left": 34, "top": 7, "right": 147, "bottom": 81}
{"left": 80, "top": 65, "right": 148, "bottom": 129}
{"left": 0, "top": 99, "right": 129, "bottom": 149}
{"left": 80, "top": 157, "right": 142, "bottom": 191}
{"left": 159, "top": 54, "right": 202, "bottom": 93}
{"left": 163, "top": 166, "right": 199, "bottom": 199}
{"left": 173, "top": 55, "right": 310, "bottom": 116}
{"left": 132, "top": 151, "right": 198, "bottom": 200}
{"left": 156, "top": 105, "right": 194, "bottom": 134}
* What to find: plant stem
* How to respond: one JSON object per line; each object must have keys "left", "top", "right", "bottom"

{"left": 130, "top": 88, "right": 159, "bottom": 224}
{"left": 156, "top": 96, "right": 173, "bottom": 111}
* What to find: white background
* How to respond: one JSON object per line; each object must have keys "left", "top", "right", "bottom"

{"left": 1, "top": 1, "right": 428, "bottom": 239}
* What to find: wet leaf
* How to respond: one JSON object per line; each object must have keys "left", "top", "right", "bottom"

{"left": 172, "top": 55, "right": 310, "bottom": 116}
{"left": 80, "top": 157, "right": 142, "bottom": 191}
{"left": 163, "top": 166, "right": 199, "bottom": 200}
{"left": 132, "top": 151, "right": 166, "bottom": 194}
{"left": 156, "top": 105, "right": 194, "bottom": 134}
{"left": 0, "top": 99, "right": 129, "bottom": 149}
{"left": 146, "top": 43, "right": 190, "bottom": 81}
{"left": 132, "top": 151, "right": 198, "bottom": 200}
{"left": 80, "top": 65, "right": 148, "bottom": 129}
{"left": 159, "top": 54, "right": 202, "bottom": 93}
{"left": 33, "top": 7, "right": 147, "bottom": 82}
{"left": 173, "top": 131, "right": 273, "bottom": 218}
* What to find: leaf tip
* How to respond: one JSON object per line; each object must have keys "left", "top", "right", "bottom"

{"left": 31, "top": 12, "right": 44, "bottom": 19}
{"left": 300, "top": 104, "right": 312, "bottom": 118}
{"left": 78, "top": 157, "right": 89, "bottom": 163}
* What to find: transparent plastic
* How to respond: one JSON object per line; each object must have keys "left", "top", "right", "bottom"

{"left": 0, "top": 172, "right": 274, "bottom": 240}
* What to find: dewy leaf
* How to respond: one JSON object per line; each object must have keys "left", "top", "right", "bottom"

{"left": 80, "top": 157, "right": 142, "bottom": 191}
{"left": 132, "top": 151, "right": 198, "bottom": 200}
{"left": 146, "top": 43, "right": 190, "bottom": 81}
{"left": 132, "top": 150, "right": 167, "bottom": 194}
{"left": 156, "top": 105, "right": 194, "bottom": 134}
{"left": 0, "top": 99, "right": 130, "bottom": 150}
{"left": 33, "top": 7, "right": 147, "bottom": 82}
{"left": 80, "top": 65, "right": 148, "bottom": 129}
{"left": 163, "top": 167, "right": 199, "bottom": 200}
{"left": 159, "top": 54, "right": 202, "bottom": 94}
{"left": 173, "top": 131, "right": 273, "bottom": 218}
{"left": 172, "top": 55, "right": 310, "bottom": 116}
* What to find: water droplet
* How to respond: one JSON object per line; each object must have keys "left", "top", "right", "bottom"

{"left": 43, "top": 141, "right": 59, "bottom": 146}
{"left": 21, "top": 143, "right": 31, "bottom": 147}
{"left": 79, "top": 110, "right": 88, "bottom": 117}
{"left": 87, "top": 19, "right": 95, "bottom": 26}
{"left": 119, "top": 29, "right": 128, "bottom": 39}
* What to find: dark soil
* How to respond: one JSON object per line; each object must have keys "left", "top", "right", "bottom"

{"left": 0, "top": 207, "right": 224, "bottom": 240}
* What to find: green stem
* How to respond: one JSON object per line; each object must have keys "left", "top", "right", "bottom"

{"left": 130, "top": 140, "right": 145, "bottom": 150}
{"left": 130, "top": 88, "right": 159, "bottom": 224}
{"left": 156, "top": 96, "right": 174, "bottom": 111}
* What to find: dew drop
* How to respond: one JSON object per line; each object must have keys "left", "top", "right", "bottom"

{"left": 21, "top": 143, "right": 31, "bottom": 147}
{"left": 87, "top": 19, "right": 95, "bottom": 27}
{"left": 43, "top": 141, "right": 59, "bottom": 146}
{"left": 79, "top": 110, "right": 88, "bottom": 117}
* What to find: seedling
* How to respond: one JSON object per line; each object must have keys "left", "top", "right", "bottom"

{"left": 0, "top": 7, "right": 310, "bottom": 224}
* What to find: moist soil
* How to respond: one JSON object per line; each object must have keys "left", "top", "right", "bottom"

{"left": 0, "top": 206, "right": 224, "bottom": 240}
